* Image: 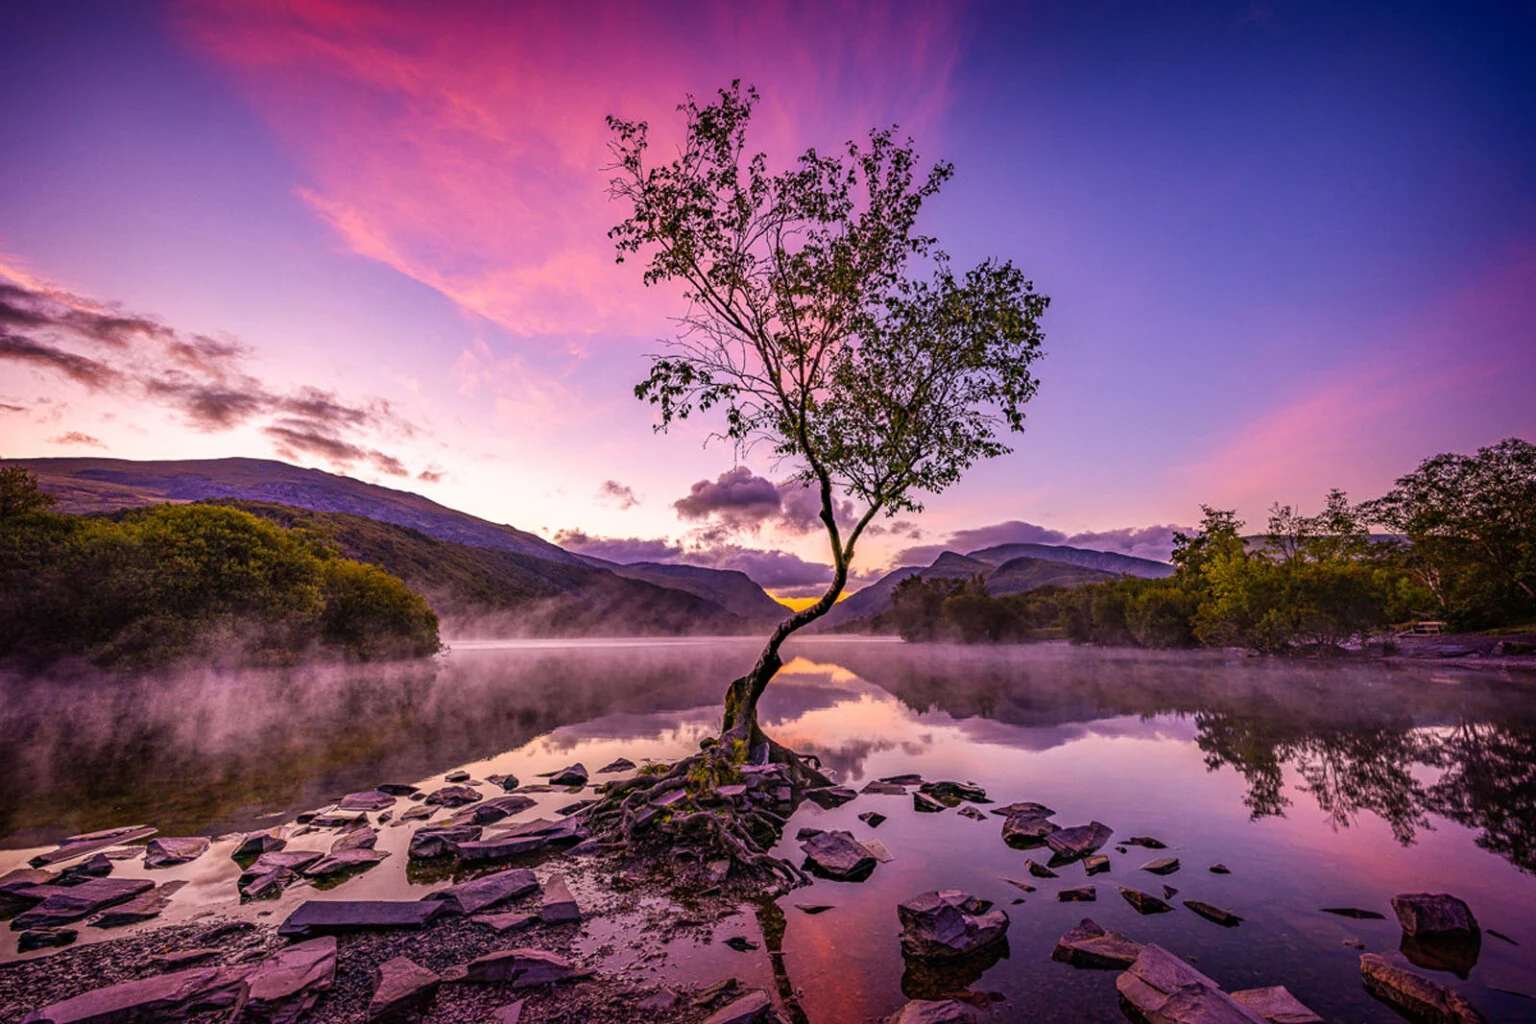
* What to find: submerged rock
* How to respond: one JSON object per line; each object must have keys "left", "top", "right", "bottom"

{"left": 1119, "top": 887, "right": 1173, "bottom": 915}
{"left": 446, "top": 794, "right": 539, "bottom": 827}
{"left": 12, "top": 878, "right": 155, "bottom": 930}
{"left": 92, "top": 879, "right": 187, "bottom": 927}
{"left": 1002, "top": 812, "right": 1059, "bottom": 847}
{"left": 1391, "top": 893, "right": 1479, "bottom": 939}
{"left": 1084, "top": 854, "right": 1111, "bottom": 875}
{"left": 882, "top": 1000, "right": 977, "bottom": 1024}
{"left": 331, "top": 826, "right": 379, "bottom": 853}
{"left": 245, "top": 850, "right": 323, "bottom": 877}
{"left": 409, "top": 825, "right": 481, "bottom": 859}
{"left": 18, "top": 929, "right": 77, "bottom": 953}
{"left": 1359, "top": 953, "right": 1485, "bottom": 1023}
{"left": 801, "top": 830, "right": 877, "bottom": 880}
{"left": 424, "top": 785, "right": 482, "bottom": 807}
{"left": 1026, "top": 859, "right": 1057, "bottom": 878}
{"left": 897, "top": 889, "right": 1009, "bottom": 960}
{"left": 339, "top": 790, "right": 397, "bottom": 811}
{"left": 1116, "top": 944, "right": 1268, "bottom": 1024}
{"left": 1051, "top": 918, "right": 1143, "bottom": 969}
{"left": 1057, "top": 886, "right": 1096, "bottom": 902}
{"left": 233, "top": 830, "right": 286, "bottom": 860}
{"left": 1186, "top": 900, "right": 1243, "bottom": 927}
{"left": 1230, "top": 986, "right": 1324, "bottom": 1024}
{"left": 424, "top": 867, "right": 539, "bottom": 915}
{"left": 1125, "top": 836, "right": 1168, "bottom": 849}
{"left": 913, "top": 792, "right": 946, "bottom": 814}
{"left": 990, "top": 801, "right": 1055, "bottom": 817}
{"left": 18, "top": 966, "right": 249, "bottom": 1024}
{"left": 1002, "top": 877, "right": 1036, "bottom": 893}
{"left": 464, "top": 948, "right": 583, "bottom": 987}
{"left": 369, "top": 957, "right": 440, "bottom": 1022}
{"left": 919, "top": 781, "right": 988, "bottom": 804}
{"left": 859, "top": 811, "right": 887, "bottom": 828}
{"left": 485, "top": 775, "right": 519, "bottom": 792}
{"left": 302, "top": 848, "right": 389, "bottom": 878}
{"left": 399, "top": 805, "right": 435, "bottom": 823}
{"left": 805, "top": 786, "right": 858, "bottom": 809}
{"left": 1401, "top": 929, "right": 1482, "bottom": 978}
{"left": 1210, "top": 863, "right": 1232, "bottom": 875}
{"left": 1141, "top": 857, "right": 1181, "bottom": 875}
{"left": 957, "top": 807, "right": 987, "bottom": 822}
{"left": 1321, "top": 906, "right": 1385, "bottom": 919}
{"left": 1045, "top": 821, "right": 1113, "bottom": 860}
{"left": 453, "top": 834, "right": 550, "bottom": 864}
{"left": 881, "top": 774, "right": 925, "bottom": 786}
{"left": 243, "top": 936, "right": 337, "bottom": 1024}
{"left": 861, "top": 781, "right": 909, "bottom": 795}
{"left": 700, "top": 990, "right": 774, "bottom": 1024}
{"left": 58, "top": 854, "right": 113, "bottom": 883}
{"left": 547, "top": 764, "right": 589, "bottom": 787}
{"left": 239, "top": 868, "right": 293, "bottom": 902}
{"left": 377, "top": 783, "right": 421, "bottom": 796}
{"left": 143, "top": 837, "right": 210, "bottom": 868}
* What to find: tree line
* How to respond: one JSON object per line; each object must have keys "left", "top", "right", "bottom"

{"left": 893, "top": 438, "right": 1536, "bottom": 652}
{"left": 0, "top": 468, "right": 440, "bottom": 668}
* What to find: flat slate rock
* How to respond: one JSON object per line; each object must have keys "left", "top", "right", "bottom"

{"left": 279, "top": 900, "right": 447, "bottom": 937}
{"left": 1084, "top": 854, "right": 1111, "bottom": 875}
{"left": 30, "top": 826, "right": 157, "bottom": 868}
{"left": 424, "top": 785, "right": 482, "bottom": 807}
{"left": 859, "top": 811, "right": 887, "bottom": 828}
{"left": 12, "top": 878, "right": 155, "bottom": 930}
{"left": 897, "top": 889, "right": 1009, "bottom": 960}
{"left": 861, "top": 781, "right": 908, "bottom": 795}
{"left": 1045, "top": 821, "right": 1113, "bottom": 860}
{"left": 247, "top": 850, "right": 323, "bottom": 876}
{"left": 332, "top": 826, "right": 379, "bottom": 853}
{"left": 795, "top": 904, "right": 834, "bottom": 914}
{"left": 540, "top": 873, "right": 580, "bottom": 923}
{"left": 1392, "top": 892, "right": 1479, "bottom": 938}
{"left": 233, "top": 830, "right": 286, "bottom": 859}
{"left": 1360, "top": 953, "right": 1485, "bottom": 1024}
{"left": 801, "top": 830, "right": 877, "bottom": 880}
{"left": 882, "top": 1000, "right": 977, "bottom": 1024}
{"left": 339, "top": 791, "right": 397, "bottom": 811}
{"left": 860, "top": 838, "right": 895, "bottom": 863}
{"left": 1002, "top": 878, "right": 1036, "bottom": 893}
{"left": 1140, "top": 857, "right": 1181, "bottom": 875}
{"left": 919, "top": 781, "right": 989, "bottom": 804}
{"left": 377, "top": 783, "right": 421, "bottom": 796}
{"left": 957, "top": 806, "right": 987, "bottom": 822}
{"left": 239, "top": 868, "right": 294, "bottom": 902}
{"left": 473, "top": 912, "right": 539, "bottom": 933}
{"left": 1052, "top": 918, "right": 1144, "bottom": 969}
{"left": 409, "top": 825, "right": 481, "bottom": 859}
{"left": 447, "top": 794, "right": 539, "bottom": 827}
{"left": 1186, "top": 900, "right": 1243, "bottom": 927}
{"left": 913, "top": 792, "right": 946, "bottom": 813}
{"left": 399, "top": 805, "right": 435, "bottom": 822}
{"left": 1120, "top": 887, "right": 1173, "bottom": 915}
{"left": 990, "top": 801, "right": 1055, "bottom": 817}
{"left": 1321, "top": 906, "right": 1384, "bottom": 919}
{"left": 1058, "top": 886, "right": 1096, "bottom": 902}
{"left": 424, "top": 867, "right": 539, "bottom": 915}
{"left": 700, "top": 990, "right": 774, "bottom": 1024}
{"left": 91, "top": 879, "right": 187, "bottom": 928}
{"left": 18, "top": 929, "right": 78, "bottom": 953}
{"left": 243, "top": 936, "right": 337, "bottom": 1024}
{"left": 1230, "top": 986, "right": 1323, "bottom": 1024}
{"left": 303, "top": 848, "right": 389, "bottom": 878}
{"left": 1117, "top": 944, "right": 1268, "bottom": 1024}
{"left": 546, "top": 764, "right": 589, "bottom": 787}
{"left": 464, "top": 948, "right": 583, "bottom": 987}
{"left": 1002, "top": 812, "right": 1059, "bottom": 847}
{"left": 1026, "top": 859, "right": 1057, "bottom": 878}
{"left": 453, "top": 834, "right": 549, "bottom": 864}
{"left": 596, "top": 758, "right": 635, "bottom": 773}
{"left": 19, "top": 966, "right": 250, "bottom": 1024}
{"left": 804, "top": 786, "right": 858, "bottom": 809}
{"left": 369, "top": 957, "right": 440, "bottom": 1022}
{"left": 880, "top": 774, "right": 925, "bottom": 786}
{"left": 1125, "top": 836, "right": 1168, "bottom": 849}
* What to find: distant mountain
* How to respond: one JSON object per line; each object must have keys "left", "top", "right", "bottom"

{"left": 967, "top": 542, "right": 1175, "bottom": 579}
{"left": 816, "top": 551, "right": 996, "bottom": 630}
{"left": 586, "top": 560, "right": 788, "bottom": 624}
{"left": 985, "top": 556, "right": 1119, "bottom": 595}
{"left": 12, "top": 457, "right": 582, "bottom": 565}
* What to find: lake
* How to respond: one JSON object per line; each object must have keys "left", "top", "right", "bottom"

{"left": 3, "top": 637, "right": 1534, "bottom": 1022}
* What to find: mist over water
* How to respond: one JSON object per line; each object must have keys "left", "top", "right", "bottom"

{"left": 3, "top": 639, "right": 1534, "bottom": 1021}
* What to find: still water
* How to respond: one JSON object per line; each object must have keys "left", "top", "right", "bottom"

{"left": 2, "top": 637, "right": 1534, "bottom": 1021}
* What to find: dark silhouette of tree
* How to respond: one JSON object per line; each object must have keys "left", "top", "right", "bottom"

{"left": 607, "top": 82, "right": 1048, "bottom": 751}
{"left": 1426, "top": 721, "right": 1536, "bottom": 873}
{"left": 0, "top": 467, "right": 56, "bottom": 520}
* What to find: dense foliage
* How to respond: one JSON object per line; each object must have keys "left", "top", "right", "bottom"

{"left": 895, "top": 439, "right": 1536, "bottom": 653}
{"left": 0, "top": 479, "right": 439, "bottom": 667}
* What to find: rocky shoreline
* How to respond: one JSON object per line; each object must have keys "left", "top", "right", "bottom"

{"left": 0, "top": 755, "right": 1501, "bottom": 1023}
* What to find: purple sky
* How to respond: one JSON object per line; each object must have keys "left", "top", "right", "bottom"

{"left": 1, "top": 1, "right": 1532, "bottom": 593}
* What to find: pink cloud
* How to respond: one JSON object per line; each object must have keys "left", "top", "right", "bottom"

{"left": 172, "top": 0, "right": 963, "bottom": 341}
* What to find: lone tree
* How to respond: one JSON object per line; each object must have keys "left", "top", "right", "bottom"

{"left": 608, "top": 82, "right": 1048, "bottom": 755}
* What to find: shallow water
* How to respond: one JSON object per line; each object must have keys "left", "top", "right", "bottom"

{"left": 3, "top": 638, "right": 1534, "bottom": 1021}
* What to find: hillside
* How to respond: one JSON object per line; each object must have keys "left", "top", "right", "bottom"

{"left": 213, "top": 501, "right": 751, "bottom": 636}
{"left": 985, "top": 556, "right": 1119, "bottom": 595}
{"left": 591, "top": 560, "right": 788, "bottom": 623}
{"left": 817, "top": 552, "right": 996, "bottom": 630}
{"left": 967, "top": 542, "right": 1174, "bottom": 578}
{"left": 12, "top": 457, "right": 582, "bottom": 565}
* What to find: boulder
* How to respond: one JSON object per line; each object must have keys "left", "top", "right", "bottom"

{"left": 1119, "top": 887, "right": 1173, "bottom": 915}
{"left": 1117, "top": 944, "right": 1268, "bottom": 1024}
{"left": 369, "top": 957, "right": 440, "bottom": 1022}
{"left": 1391, "top": 893, "right": 1479, "bottom": 939}
{"left": 233, "top": 830, "right": 286, "bottom": 860}
{"left": 882, "top": 1000, "right": 976, "bottom": 1024}
{"left": 11, "top": 878, "right": 155, "bottom": 930}
{"left": 18, "top": 967, "right": 250, "bottom": 1024}
{"left": 18, "top": 929, "right": 78, "bottom": 952}
{"left": 278, "top": 900, "right": 447, "bottom": 937}
{"left": 801, "top": 830, "right": 877, "bottom": 880}
{"left": 700, "top": 990, "right": 774, "bottom": 1024}
{"left": 804, "top": 786, "right": 857, "bottom": 809}
{"left": 424, "top": 785, "right": 481, "bottom": 808}
{"left": 302, "top": 848, "right": 389, "bottom": 878}
{"left": 1045, "top": 821, "right": 1113, "bottom": 860}
{"left": 913, "top": 792, "right": 946, "bottom": 813}
{"left": 547, "top": 764, "right": 589, "bottom": 787}
{"left": 1186, "top": 900, "right": 1243, "bottom": 927}
{"left": 143, "top": 837, "right": 210, "bottom": 868}
{"left": 92, "top": 880, "right": 187, "bottom": 927}
{"left": 540, "top": 874, "right": 580, "bottom": 923}
{"left": 1230, "top": 986, "right": 1323, "bottom": 1024}
{"left": 597, "top": 758, "right": 636, "bottom": 773}
{"left": 424, "top": 868, "right": 539, "bottom": 915}
{"left": 897, "top": 890, "right": 1009, "bottom": 960}
{"left": 339, "top": 791, "right": 397, "bottom": 811}
{"left": 1057, "top": 886, "right": 1095, "bottom": 902}
{"left": 859, "top": 811, "right": 887, "bottom": 828}
{"left": 1141, "top": 857, "right": 1181, "bottom": 875}
{"left": 1051, "top": 918, "right": 1143, "bottom": 969}
{"left": 408, "top": 825, "right": 481, "bottom": 859}
{"left": 446, "top": 794, "right": 538, "bottom": 827}
{"left": 464, "top": 948, "right": 583, "bottom": 987}
{"left": 240, "top": 936, "right": 336, "bottom": 1024}
{"left": 1002, "top": 812, "right": 1059, "bottom": 847}
{"left": 1359, "top": 953, "right": 1485, "bottom": 1023}
{"left": 331, "top": 826, "right": 379, "bottom": 853}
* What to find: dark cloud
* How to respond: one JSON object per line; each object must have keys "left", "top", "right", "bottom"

{"left": 674, "top": 467, "right": 781, "bottom": 525}
{"left": 0, "top": 276, "right": 422, "bottom": 479}
{"left": 893, "top": 519, "right": 1187, "bottom": 566}
{"left": 49, "top": 431, "right": 105, "bottom": 448}
{"left": 698, "top": 545, "right": 834, "bottom": 590}
{"left": 0, "top": 332, "right": 121, "bottom": 388}
{"left": 0, "top": 402, "right": 27, "bottom": 413}
{"left": 554, "top": 530, "right": 685, "bottom": 563}
{"left": 418, "top": 468, "right": 445, "bottom": 483}
{"left": 597, "top": 480, "right": 639, "bottom": 509}
{"left": 867, "top": 518, "right": 923, "bottom": 539}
